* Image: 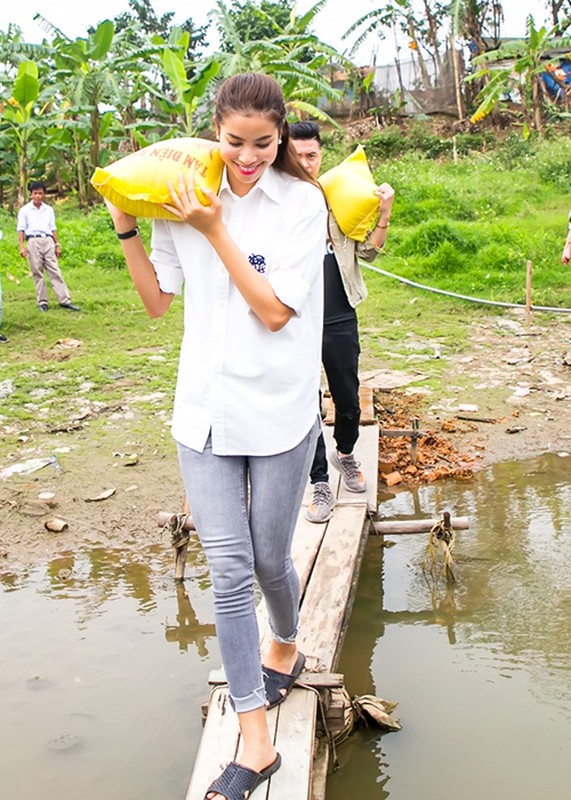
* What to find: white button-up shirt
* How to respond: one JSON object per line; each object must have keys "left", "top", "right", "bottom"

{"left": 16, "top": 201, "right": 57, "bottom": 236}
{"left": 150, "top": 166, "right": 327, "bottom": 456}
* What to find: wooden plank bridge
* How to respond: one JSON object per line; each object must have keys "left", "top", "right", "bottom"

{"left": 185, "top": 388, "right": 379, "bottom": 800}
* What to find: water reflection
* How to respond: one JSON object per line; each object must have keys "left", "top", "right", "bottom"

{"left": 331, "top": 453, "right": 571, "bottom": 800}
{"left": 0, "top": 538, "right": 217, "bottom": 800}
{"left": 165, "top": 583, "right": 217, "bottom": 656}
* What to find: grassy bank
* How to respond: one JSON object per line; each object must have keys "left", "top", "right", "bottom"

{"left": 1, "top": 133, "right": 570, "bottom": 448}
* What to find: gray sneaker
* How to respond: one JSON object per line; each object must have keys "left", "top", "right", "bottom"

{"left": 305, "top": 482, "right": 336, "bottom": 523}
{"left": 330, "top": 451, "right": 367, "bottom": 493}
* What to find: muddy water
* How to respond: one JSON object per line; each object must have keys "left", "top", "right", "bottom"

{"left": 2, "top": 454, "right": 571, "bottom": 800}
{"left": 0, "top": 540, "right": 217, "bottom": 800}
{"left": 330, "top": 452, "right": 571, "bottom": 800}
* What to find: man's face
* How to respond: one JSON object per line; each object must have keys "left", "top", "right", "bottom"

{"left": 31, "top": 189, "right": 45, "bottom": 207}
{"left": 291, "top": 137, "right": 322, "bottom": 180}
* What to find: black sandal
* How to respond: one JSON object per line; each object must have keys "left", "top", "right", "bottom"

{"left": 262, "top": 652, "right": 306, "bottom": 710}
{"left": 204, "top": 753, "right": 281, "bottom": 800}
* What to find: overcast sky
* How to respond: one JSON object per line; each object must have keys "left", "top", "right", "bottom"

{"left": 0, "top": 0, "right": 550, "bottom": 66}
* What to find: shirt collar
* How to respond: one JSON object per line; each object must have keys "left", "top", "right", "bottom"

{"left": 220, "top": 165, "right": 281, "bottom": 205}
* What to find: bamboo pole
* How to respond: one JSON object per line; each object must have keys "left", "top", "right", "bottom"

{"left": 374, "top": 517, "right": 469, "bottom": 535}
{"left": 157, "top": 511, "right": 470, "bottom": 537}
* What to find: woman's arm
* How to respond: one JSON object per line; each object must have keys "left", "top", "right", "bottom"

{"left": 105, "top": 202, "right": 174, "bottom": 318}
{"left": 165, "top": 176, "right": 294, "bottom": 332}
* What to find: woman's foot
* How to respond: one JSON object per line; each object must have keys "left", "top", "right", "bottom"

{"left": 262, "top": 641, "right": 299, "bottom": 675}
{"left": 204, "top": 751, "right": 281, "bottom": 800}
{"left": 262, "top": 643, "right": 306, "bottom": 709}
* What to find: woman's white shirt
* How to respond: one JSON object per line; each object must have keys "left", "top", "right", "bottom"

{"left": 150, "top": 166, "right": 327, "bottom": 456}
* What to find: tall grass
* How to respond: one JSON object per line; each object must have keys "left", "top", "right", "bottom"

{"left": 366, "top": 134, "right": 571, "bottom": 308}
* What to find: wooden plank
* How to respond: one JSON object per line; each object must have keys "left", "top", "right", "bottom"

{"left": 268, "top": 689, "right": 317, "bottom": 800}
{"left": 258, "top": 511, "right": 328, "bottom": 650}
{"left": 324, "top": 385, "right": 375, "bottom": 425}
{"left": 311, "top": 737, "right": 330, "bottom": 800}
{"left": 324, "top": 424, "right": 378, "bottom": 514}
{"left": 298, "top": 503, "right": 369, "bottom": 671}
{"left": 186, "top": 687, "right": 240, "bottom": 800}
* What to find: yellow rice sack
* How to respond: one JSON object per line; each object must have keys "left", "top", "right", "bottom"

{"left": 91, "top": 138, "right": 224, "bottom": 220}
{"left": 318, "top": 145, "right": 379, "bottom": 241}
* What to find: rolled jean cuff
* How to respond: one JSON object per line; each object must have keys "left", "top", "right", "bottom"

{"left": 228, "top": 684, "right": 267, "bottom": 714}
{"left": 269, "top": 623, "right": 298, "bottom": 645}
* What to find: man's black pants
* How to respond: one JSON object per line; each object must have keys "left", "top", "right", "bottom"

{"left": 310, "top": 315, "right": 361, "bottom": 485}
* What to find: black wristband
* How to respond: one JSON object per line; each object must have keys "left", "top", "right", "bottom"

{"left": 117, "top": 227, "right": 139, "bottom": 240}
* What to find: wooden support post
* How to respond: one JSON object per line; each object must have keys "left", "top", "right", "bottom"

{"left": 411, "top": 417, "right": 419, "bottom": 465}
{"left": 174, "top": 542, "right": 188, "bottom": 582}
{"left": 158, "top": 512, "right": 193, "bottom": 582}
{"left": 525, "top": 260, "right": 533, "bottom": 328}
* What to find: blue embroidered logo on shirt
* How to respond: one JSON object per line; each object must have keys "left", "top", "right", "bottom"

{"left": 248, "top": 254, "right": 266, "bottom": 273}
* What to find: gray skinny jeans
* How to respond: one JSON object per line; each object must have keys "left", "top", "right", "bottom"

{"left": 177, "top": 417, "right": 319, "bottom": 713}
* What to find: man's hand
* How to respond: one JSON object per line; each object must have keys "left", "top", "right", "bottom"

{"left": 19, "top": 246, "right": 27, "bottom": 259}
{"left": 562, "top": 241, "right": 571, "bottom": 266}
{"left": 375, "top": 183, "right": 395, "bottom": 217}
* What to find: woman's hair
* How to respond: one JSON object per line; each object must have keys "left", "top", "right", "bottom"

{"left": 215, "top": 73, "right": 316, "bottom": 186}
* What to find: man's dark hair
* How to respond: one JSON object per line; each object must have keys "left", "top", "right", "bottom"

{"left": 289, "top": 121, "right": 321, "bottom": 145}
{"left": 28, "top": 180, "right": 47, "bottom": 192}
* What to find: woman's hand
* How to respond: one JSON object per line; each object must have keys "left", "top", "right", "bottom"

{"left": 104, "top": 199, "right": 137, "bottom": 234}
{"left": 163, "top": 174, "right": 223, "bottom": 238}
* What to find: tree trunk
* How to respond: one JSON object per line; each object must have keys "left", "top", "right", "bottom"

{"left": 89, "top": 108, "right": 100, "bottom": 204}
{"left": 532, "top": 74, "right": 543, "bottom": 133}
{"left": 408, "top": 18, "right": 432, "bottom": 90}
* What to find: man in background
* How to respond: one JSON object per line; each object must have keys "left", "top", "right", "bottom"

{"left": 17, "top": 181, "right": 80, "bottom": 312}
{"left": 290, "top": 122, "right": 394, "bottom": 522}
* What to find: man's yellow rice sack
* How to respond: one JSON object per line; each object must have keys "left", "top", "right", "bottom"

{"left": 91, "top": 138, "right": 225, "bottom": 220}
{"left": 318, "top": 145, "right": 378, "bottom": 242}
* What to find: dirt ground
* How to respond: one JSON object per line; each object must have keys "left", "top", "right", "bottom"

{"left": 2, "top": 309, "right": 571, "bottom": 571}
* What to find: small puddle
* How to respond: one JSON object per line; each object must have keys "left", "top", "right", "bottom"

{"left": 2, "top": 454, "right": 570, "bottom": 799}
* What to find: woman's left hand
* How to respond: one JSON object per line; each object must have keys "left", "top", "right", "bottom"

{"left": 163, "top": 174, "right": 222, "bottom": 236}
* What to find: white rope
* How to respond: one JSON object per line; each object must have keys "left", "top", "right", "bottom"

{"left": 360, "top": 261, "right": 571, "bottom": 314}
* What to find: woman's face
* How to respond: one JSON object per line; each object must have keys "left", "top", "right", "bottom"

{"left": 216, "top": 112, "right": 280, "bottom": 197}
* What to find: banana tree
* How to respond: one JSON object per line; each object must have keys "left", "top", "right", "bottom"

{"left": 33, "top": 15, "right": 167, "bottom": 201}
{"left": 467, "top": 14, "right": 571, "bottom": 134}
{"left": 0, "top": 60, "right": 44, "bottom": 205}
{"left": 150, "top": 28, "right": 220, "bottom": 136}
{"left": 210, "top": 0, "right": 343, "bottom": 123}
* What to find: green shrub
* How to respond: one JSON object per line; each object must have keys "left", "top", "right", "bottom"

{"left": 533, "top": 137, "right": 571, "bottom": 191}
{"left": 396, "top": 220, "right": 479, "bottom": 257}
{"left": 365, "top": 128, "right": 410, "bottom": 159}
